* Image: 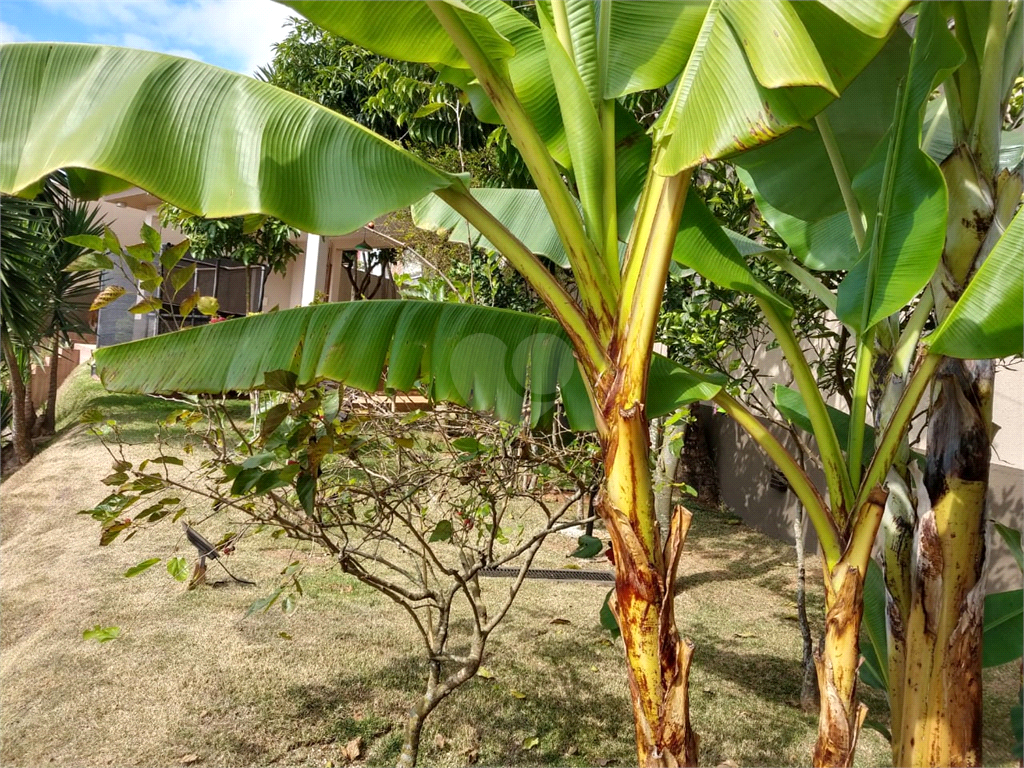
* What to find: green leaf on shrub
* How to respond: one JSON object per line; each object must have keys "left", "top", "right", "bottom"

{"left": 170, "top": 262, "right": 197, "bottom": 294}
{"left": 452, "top": 436, "right": 482, "bottom": 454}
{"left": 80, "top": 408, "right": 105, "bottom": 424}
{"left": 140, "top": 222, "right": 162, "bottom": 253}
{"left": 100, "top": 225, "right": 122, "bottom": 255}
{"left": 130, "top": 258, "right": 160, "bottom": 282}
{"left": 125, "top": 242, "right": 155, "bottom": 262}
{"left": 180, "top": 291, "right": 199, "bottom": 318}
{"left": 296, "top": 472, "right": 316, "bottom": 516}
{"left": 83, "top": 625, "right": 121, "bottom": 643}
{"left": 64, "top": 233, "right": 107, "bottom": 253}
{"left": 600, "top": 589, "right": 620, "bottom": 639}
{"left": 246, "top": 587, "right": 284, "bottom": 617}
{"left": 167, "top": 556, "right": 189, "bottom": 582}
{"left": 252, "top": 466, "right": 300, "bottom": 495}
{"left": 569, "top": 535, "right": 602, "bottom": 558}
{"left": 124, "top": 558, "right": 161, "bottom": 577}
{"left": 231, "top": 467, "right": 263, "bottom": 495}
{"left": 160, "top": 239, "right": 191, "bottom": 271}
{"left": 430, "top": 520, "right": 454, "bottom": 542}
{"left": 260, "top": 403, "right": 290, "bottom": 441}
{"left": 148, "top": 456, "right": 184, "bottom": 466}
{"left": 129, "top": 297, "right": 163, "bottom": 315}
{"left": 65, "top": 250, "right": 115, "bottom": 271}
{"left": 263, "top": 369, "right": 298, "bottom": 393}
{"left": 100, "top": 519, "right": 131, "bottom": 546}
{"left": 197, "top": 296, "right": 219, "bottom": 316}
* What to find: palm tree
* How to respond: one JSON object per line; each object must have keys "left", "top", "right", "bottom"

{"left": 0, "top": 192, "right": 50, "bottom": 463}
{"left": 35, "top": 176, "right": 106, "bottom": 435}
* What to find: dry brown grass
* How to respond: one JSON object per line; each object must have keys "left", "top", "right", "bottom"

{"left": 1, "top": 369, "right": 1019, "bottom": 767}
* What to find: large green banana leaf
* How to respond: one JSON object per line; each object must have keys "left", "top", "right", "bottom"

{"left": 652, "top": 0, "right": 909, "bottom": 175}
{"left": 412, "top": 188, "right": 571, "bottom": 268}
{"left": 287, "top": 1, "right": 907, "bottom": 176}
{"left": 410, "top": 183, "right": 785, "bottom": 309}
{"left": 928, "top": 208, "right": 1024, "bottom": 359}
{"left": 0, "top": 44, "right": 458, "bottom": 234}
{"left": 287, "top": 0, "right": 572, "bottom": 167}
{"left": 733, "top": 31, "right": 910, "bottom": 225}
{"left": 93, "top": 301, "right": 721, "bottom": 432}
{"left": 537, "top": 11, "right": 604, "bottom": 240}
{"left": 836, "top": 3, "right": 964, "bottom": 333}
{"left": 283, "top": 1, "right": 515, "bottom": 70}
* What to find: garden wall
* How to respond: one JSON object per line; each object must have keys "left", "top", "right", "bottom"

{"left": 703, "top": 395, "right": 1024, "bottom": 594}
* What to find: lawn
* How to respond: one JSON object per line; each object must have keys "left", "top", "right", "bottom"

{"left": 0, "top": 365, "right": 1018, "bottom": 767}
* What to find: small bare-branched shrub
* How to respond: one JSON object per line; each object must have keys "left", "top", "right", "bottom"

{"left": 80, "top": 378, "right": 600, "bottom": 766}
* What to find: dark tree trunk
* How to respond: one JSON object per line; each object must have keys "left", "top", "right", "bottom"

{"left": 40, "top": 336, "right": 61, "bottom": 435}
{"left": 678, "top": 406, "right": 719, "bottom": 508}
{"left": 2, "top": 334, "right": 34, "bottom": 465}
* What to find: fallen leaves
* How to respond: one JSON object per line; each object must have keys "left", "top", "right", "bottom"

{"left": 343, "top": 737, "right": 362, "bottom": 762}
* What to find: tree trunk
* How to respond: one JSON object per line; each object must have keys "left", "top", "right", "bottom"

{"left": 885, "top": 143, "right": 1019, "bottom": 766}
{"left": 24, "top": 363, "right": 38, "bottom": 438}
{"left": 397, "top": 705, "right": 426, "bottom": 768}
{"left": 599, "top": 410, "right": 698, "bottom": 767}
{"left": 812, "top": 564, "right": 868, "bottom": 768}
{"left": 40, "top": 336, "right": 61, "bottom": 435}
{"left": 893, "top": 358, "right": 991, "bottom": 767}
{"left": 1, "top": 334, "right": 34, "bottom": 465}
{"left": 652, "top": 411, "right": 685, "bottom": 534}
{"left": 813, "top": 490, "right": 886, "bottom": 768}
{"left": 793, "top": 505, "right": 818, "bottom": 713}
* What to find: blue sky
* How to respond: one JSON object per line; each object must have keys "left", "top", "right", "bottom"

{"left": 0, "top": 0, "right": 295, "bottom": 75}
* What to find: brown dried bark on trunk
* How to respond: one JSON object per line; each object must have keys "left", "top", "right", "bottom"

{"left": 812, "top": 565, "right": 867, "bottom": 768}
{"left": 813, "top": 489, "right": 887, "bottom": 768}
{"left": 893, "top": 358, "right": 991, "bottom": 767}
{"left": 599, "top": 406, "right": 698, "bottom": 767}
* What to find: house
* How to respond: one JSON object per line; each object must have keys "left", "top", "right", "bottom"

{"left": 90, "top": 188, "right": 408, "bottom": 349}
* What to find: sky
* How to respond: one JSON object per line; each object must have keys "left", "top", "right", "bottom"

{"left": 0, "top": 0, "right": 295, "bottom": 75}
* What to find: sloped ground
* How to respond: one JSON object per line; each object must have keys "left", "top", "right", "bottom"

{"left": 0, "top": 367, "right": 1017, "bottom": 767}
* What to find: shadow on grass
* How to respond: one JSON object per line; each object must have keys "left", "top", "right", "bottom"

{"left": 269, "top": 645, "right": 635, "bottom": 767}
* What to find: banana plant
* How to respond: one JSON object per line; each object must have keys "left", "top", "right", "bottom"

{"left": 0, "top": 2, "right": 910, "bottom": 765}
{"left": 720, "top": 2, "right": 1023, "bottom": 765}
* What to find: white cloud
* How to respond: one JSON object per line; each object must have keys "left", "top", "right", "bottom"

{"left": 31, "top": 0, "right": 292, "bottom": 74}
{"left": 0, "top": 20, "right": 30, "bottom": 43}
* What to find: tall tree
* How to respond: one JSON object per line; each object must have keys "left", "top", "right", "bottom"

{"left": 35, "top": 177, "right": 107, "bottom": 434}
{"left": 0, "top": 192, "right": 49, "bottom": 463}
